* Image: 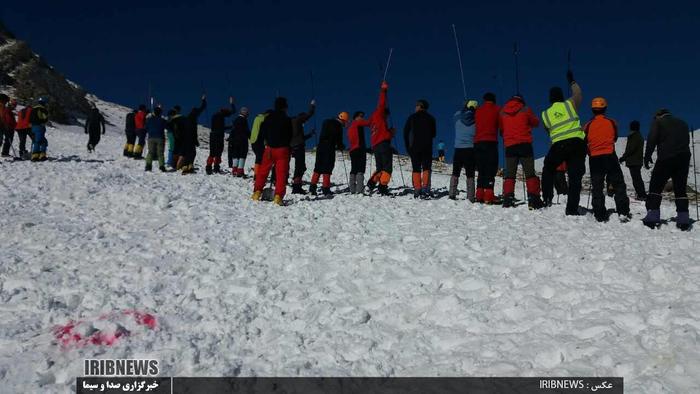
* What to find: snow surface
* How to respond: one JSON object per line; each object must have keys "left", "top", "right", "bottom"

{"left": 0, "top": 98, "right": 698, "bottom": 393}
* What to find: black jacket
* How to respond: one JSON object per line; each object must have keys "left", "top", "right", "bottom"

{"left": 183, "top": 99, "right": 207, "bottom": 147}
{"left": 318, "top": 118, "right": 344, "bottom": 150}
{"left": 290, "top": 104, "right": 316, "bottom": 147}
{"left": 620, "top": 129, "right": 644, "bottom": 167}
{"left": 125, "top": 111, "right": 136, "bottom": 132}
{"left": 30, "top": 105, "right": 49, "bottom": 126}
{"left": 169, "top": 114, "right": 187, "bottom": 142}
{"left": 210, "top": 104, "right": 235, "bottom": 133}
{"left": 85, "top": 109, "right": 106, "bottom": 134}
{"left": 404, "top": 110, "right": 436, "bottom": 154}
{"left": 645, "top": 114, "right": 690, "bottom": 162}
{"left": 230, "top": 115, "right": 250, "bottom": 144}
{"left": 259, "top": 110, "right": 293, "bottom": 148}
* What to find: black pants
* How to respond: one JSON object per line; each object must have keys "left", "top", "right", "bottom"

{"left": 252, "top": 140, "right": 264, "bottom": 165}
{"left": 314, "top": 143, "right": 336, "bottom": 174}
{"left": 17, "top": 128, "right": 33, "bottom": 154}
{"left": 627, "top": 165, "right": 647, "bottom": 199}
{"left": 209, "top": 132, "right": 225, "bottom": 158}
{"left": 135, "top": 129, "right": 146, "bottom": 146}
{"left": 452, "top": 148, "right": 475, "bottom": 178}
{"left": 504, "top": 143, "right": 536, "bottom": 179}
{"left": 409, "top": 149, "right": 432, "bottom": 172}
{"left": 590, "top": 154, "right": 630, "bottom": 217}
{"left": 228, "top": 138, "right": 249, "bottom": 167}
{"left": 374, "top": 140, "right": 393, "bottom": 174}
{"left": 291, "top": 144, "right": 306, "bottom": 180}
{"left": 125, "top": 129, "right": 136, "bottom": 145}
{"left": 646, "top": 153, "right": 690, "bottom": 212}
{"left": 474, "top": 141, "right": 498, "bottom": 189}
{"left": 1, "top": 128, "right": 14, "bottom": 155}
{"left": 182, "top": 144, "right": 197, "bottom": 166}
{"left": 542, "top": 138, "right": 587, "bottom": 215}
{"left": 350, "top": 149, "right": 366, "bottom": 175}
{"left": 87, "top": 130, "right": 101, "bottom": 149}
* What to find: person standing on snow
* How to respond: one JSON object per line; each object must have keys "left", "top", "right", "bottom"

{"left": 251, "top": 97, "right": 293, "bottom": 205}
{"left": 0, "top": 95, "right": 17, "bottom": 157}
{"left": 309, "top": 112, "right": 348, "bottom": 196}
{"left": 132, "top": 104, "right": 148, "bottom": 159}
{"left": 540, "top": 70, "right": 586, "bottom": 215}
{"left": 642, "top": 109, "right": 692, "bottom": 231}
{"left": 249, "top": 110, "right": 272, "bottom": 177}
{"left": 619, "top": 120, "right": 647, "bottom": 200}
{"left": 178, "top": 95, "right": 207, "bottom": 174}
{"left": 474, "top": 92, "right": 500, "bottom": 204}
{"left": 404, "top": 99, "right": 437, "bottom": 199}
{"left": 84, "top": 103, "right": 106, "bottom": 152}
{"left": 144, "top": 106, "right": 168, "bottom": 172}
{"left": 582, "top": 97, "right": 630, "bottom": 222}
{"left": 366, "top": 81, "right": 394, "bottom": 196}
{"left": 15, "top": 103, "right": 33, "bottom": 159}
{"left": 347, "top": 111, "right": 371, "bottom": 194}
{"left": 499, "top": 94, "right": 543, "bottom": 208}
{"left": 169, "top": 106, "right": 187, "bottom": 170}
{"left": 165, "top": 109, "right": 177, "bottom": 168}
{"left": 206, "top": 97, "right": 235, "bottom": 175}
{"left": 30, "top": 97, "right": 49, "bottom": 162}
{"left": 289, "top": 100, "right": 317, "bottom": 194}
{"left": 229, "top": 107, "right": 251, "bottom": 177}
{"left": 450, "top": 100, "right": 478, "bottom": 201}
{"left": 123, "top": 108, "right": 137, "bottom": 157}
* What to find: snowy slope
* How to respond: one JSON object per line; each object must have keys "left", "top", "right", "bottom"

{"left": 0, "top": 99, "right": 699, "bottom": 393}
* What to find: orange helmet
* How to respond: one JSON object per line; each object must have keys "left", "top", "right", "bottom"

{"left": 591, "top": 97, "right": 608, "bottom": 110}
{"left": 338, "top": 111, "right": 350, "bottom": 122}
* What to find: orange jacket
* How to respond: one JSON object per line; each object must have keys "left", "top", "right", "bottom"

{"left": 584, "top": 115, "right": 617, "bottom": 156}
{"left": 16, "top": 107, "right": 32, "bottom": 130}
{"left": 369, "top": 89, "right": 392, "bottom": 148}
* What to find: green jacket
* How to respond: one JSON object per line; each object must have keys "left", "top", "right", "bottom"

{"left": 620, "top": 129, "right": 644, "bottom": 167}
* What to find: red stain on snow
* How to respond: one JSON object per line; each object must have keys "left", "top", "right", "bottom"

{"left": 52, "top": 310, "right": 157, "bottom": 348}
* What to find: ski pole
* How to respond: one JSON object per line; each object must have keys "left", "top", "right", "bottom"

{"left": 586, "top": 183, "right": 592, "bottom": 210}
{"left": 392, "top": 134, "right": 406, "bottom": 188}
{"left": 567, "top": 49, "right": 572, "bottom": 96}
{"left": 451, "top": 24, "right": 467, "bottom": 100}
{"left": 340, "top": 149, "right": 349, "bottom": 186}
{"left": 692, "top": 125, "right": 699, "bottom": 220}
{"left": 522, "top": 167, "right": 527, "bottom": 203}
{"left": 513, "top": 42, "right": 520, "bottom": 95}
{"left": 310, "top": 69, "right": 319, "bottom": 146}
{"left": 382, "top": 48, "right": 394, "bottom": 81}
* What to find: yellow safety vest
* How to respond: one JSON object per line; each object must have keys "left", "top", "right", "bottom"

{"left": 541, "top": 99, "right": 584, "bottom": 143}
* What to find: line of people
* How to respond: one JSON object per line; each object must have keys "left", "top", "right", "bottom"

{"left": 0, "top": 94, "right": 50, "bottom": 161}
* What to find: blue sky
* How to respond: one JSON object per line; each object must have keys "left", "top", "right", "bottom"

{"left": 2, "top": 0, "right": 698, "bottom": 159}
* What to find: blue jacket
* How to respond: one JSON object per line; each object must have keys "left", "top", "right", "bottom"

{"left": 146, "top": 115, "right": 167, "bottom": 139}
{"left": 453, "top": 109, "right": 476, "bottom": 149}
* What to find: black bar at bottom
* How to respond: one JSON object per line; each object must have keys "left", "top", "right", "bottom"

{"left": 78, "top": 377, "right": 623, "bottom": 393}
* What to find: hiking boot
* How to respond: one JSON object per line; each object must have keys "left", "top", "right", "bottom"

{"left": 309, "top": 184, "right": 318, "bottom": 195}
{"left": 291, "top": 184, "right": 307, "bottom": 195}
{"left": 145, "top": 163, "right": 152, "bottom": 172}
{"left": 159, "top": 166, "right": 167, "bottom": 172}
{"left": 367, "top": 181, "right": 377, "bottom": 192}
{"left": 642, "top": 209, "right": 660, "bottom": 229}
{"left": 273, "top": 195, "right": 283, "bottom": 206}
{"left": 205, "top": 165, "right": 213, "bottom": 175}
{"left": 502, "top": 194, "right": 516, "bottom": 208}
{"left": 528, "top": 194, "right": 545, "bottom": 210}
{"left": 378, "top": 185, "right": 391, "bottom": 196}
{"left": 321, "top": 187, "right": 333, "bottom": 196}
{"left": 251, "top": 191, "right": 262, "bottom": 201}
{"left": 676, "top": 211, "right": 690, "bottom": 231}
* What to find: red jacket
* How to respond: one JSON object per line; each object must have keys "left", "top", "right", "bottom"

{"left": 135, "top": 110, "right": 147, "bottom": 130}
{"left": 475, "top": 101, "right": 500, "bottom": 143}
{"left": 16, "top": 107, "right": 32, "bottom": 130}
{"left": 1, "top": 107, "right": 16, "bottom": 132}
{"left": 348, "top": 118, "right": 371, "bottom": 152}
{"left": 369, "top": 89, "right": 393, "bottom": 148}
{"left": 584, "top": 114, "right": 618, "bottom": 157}
{"left": 499, "top": 98, "right": 539, "bottom": 148}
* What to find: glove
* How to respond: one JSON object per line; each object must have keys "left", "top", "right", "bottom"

{"left": 229, "top": 96, "right": 235, "bottom": 104}
{"left": 310, "top": 99, "right": 316, "bottom": 106}
{"left": 566, "top": 70, "right": 575, "bottom": 85}
{"left": 618, "top": 157, "right": 625, "bottom": 164}
{"left": 381, "top": 81, "right": 389, "bottom": 90}
{"left": 644, "top": 157, "right": 653, "bottom": 170}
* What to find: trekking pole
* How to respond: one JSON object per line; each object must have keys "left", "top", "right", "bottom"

{"left": 392, "top": 134, "right": 407, "bottom": 188}
{"left": 513, "top": 42, "right": 520, "bottom": 95}
{"left": 382, "top": 48, "right": 394, "bottom": 82}
{"left": 586, "top": 183, "right": 592, "bottom": 210}
{"left": 310, "top": 69, "right": 319, "bottom": 146}
{"left": 522, "top": 168, "right": 527, "bottom": 203}
{"left": 692, "top": 125, "right": 699, "bottom": 220}
{"left": 340, "top": 149, "right": 349, "bottom": 186}
{"left": 567, "top": 49, "right": 572, "bottom": 96}
{"left": 451, "top": 24, "right": 467, "bottom": 100}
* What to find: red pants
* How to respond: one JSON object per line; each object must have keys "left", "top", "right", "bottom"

{"left": 254, "top": 147, "right": 290, "bottom": 197}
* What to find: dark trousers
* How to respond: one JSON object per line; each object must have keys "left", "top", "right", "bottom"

{"left": 646, "top": 153, "right": 691, "bottom": 212}
{"left": 17, "top": 128, "right": 33, "bottom": 154}
{"left": 87, "top": 130, "right": 101, "bottom": 150}
{"left": 504, "top": 143, "right": 536, "bottom": 179}
{"left": 314, "top": 143, "right": 336, "bottom": 175}
{"left": 291, "top": 144, "right": 306, "bottom": 181}
{"left": 350, "top": 149, "right": 366, "bottom": 175}
{"left": 125, "top": 129, "right": 136, "bottom": 145}
{"left": 409, "top": 149, "right": 432, "bottom": 172}
{"left": 542, "top": 138, "right": 587, "bottom": 215}
{"left": 474, "top": 141, "right": 498, "bottom": 189}
{"left": 374, "top": 141, "right": 393, "bottom": 174}
{"left": 627, "top": 165, "right": 647, "bottom": 199}
{"left": 452, "top": 148, "right": 475, "bottom": 178}
{"left": 135, "top": 129, "right": 146, "bottom": 146}
{"left": 590, "top": 154, "right": 630, "bottom": 217}
{"left": 1, "top": 128, "right": 14, "bottom": 155}
{"left": 209, "top": 132, "right": 225, "bottom": 158}
{"left": 252, "top": 140, "right": 264, "bottom": 165}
